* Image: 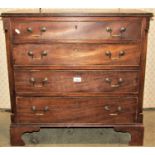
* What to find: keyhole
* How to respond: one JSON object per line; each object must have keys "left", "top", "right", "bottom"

{"left": 75, "top": 25, "right": 78, "bottom": 30}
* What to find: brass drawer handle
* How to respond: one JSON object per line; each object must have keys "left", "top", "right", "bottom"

{"left": 27, "top": 26, "right": 47, "bottom": 33}
{"left": 109, "top": 113, "right": 118, "bottom": 116}
{"left": 28, "top": 50, "right": 48, "bottom": 60}
{"left": 31, "top": 106, "right": 49, "bottom": 115}
{"left": 27, "top": 26, "right": 46, "bottom": 34}
{"left": 31, "top": 34, "right": 41, "bottom": 37}
{"left": 110, "top": 84, "right": 120, "bottom": 88}
{"left": 106, "top": 26, "right": 126, "bottom": 38}
{"left": 29, "top": 77, "right": 48, "bottom": 87}
{"left": 105, "top": 50, "right": 125, "bottom": 60}
{"left": 111, "top": 34, "right": 121, "bottom": 37}
{"left": 105, "top": 78, "right": 123, "bottom": 88}
{"left": 104, "top": 105, "right": 123, "bottom": 116}
{"left": 104, "top": 105, "right": 110, "bottom": 111}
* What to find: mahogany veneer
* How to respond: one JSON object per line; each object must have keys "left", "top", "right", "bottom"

{"left": 13, "top": 44, "right": 141, "bottom": 66}
{"left": 1, "top": 9, "right": 153, "bottom": 146}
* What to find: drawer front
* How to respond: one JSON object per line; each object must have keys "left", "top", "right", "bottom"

{"left": 13, "top": 20, "right": 142, "bottom": 42}
{"left": 13, "top": 44, "right": 140, "bottom": 66}
{"left": 14, "top": 70, "right": 139, "bottom": 94}
{"left": 15, "top": 97, "right": 137, "bottom": 124}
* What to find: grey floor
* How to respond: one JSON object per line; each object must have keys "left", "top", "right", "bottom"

{"left": 0, "top": 110, "right": 155, "bottom": 146}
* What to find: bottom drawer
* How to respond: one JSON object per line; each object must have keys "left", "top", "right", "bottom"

{"left": 15, "top": 97, "right": 137, "bottom": 124}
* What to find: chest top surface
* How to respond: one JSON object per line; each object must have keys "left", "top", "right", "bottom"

{"left": 1, "top": 9, "right": 153, "bottom": 17}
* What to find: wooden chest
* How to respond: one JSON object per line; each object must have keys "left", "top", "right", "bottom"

{"left": 2, "top": 9, "right": 153, "bottom": 146}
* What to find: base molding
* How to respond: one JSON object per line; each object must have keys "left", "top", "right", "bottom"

{"left": 114, "top": 125, "right": 144, "bottom": 146}
{"left": 10, "top": 123, "right": 144, "bottom": 146}
{"left": 10, "top": 125, "right": 40, "bottom": 146}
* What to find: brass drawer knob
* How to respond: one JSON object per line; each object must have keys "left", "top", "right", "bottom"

{"left": 40, "top": 26, "right": 47, "bottom": 32}
{"left": 29, "top": 77, "right": 35, "bottom": 85}
{"left": 105, "top": 51, "right": 111, "bottom": 58}
{"left": 104, "top": 105, "right": 110, "bottom": 111}
{"left": 106, "top": 27, "right": 112, "bottom": 33}
{"left": 27, "top": 27, "right": 33, "bottom": 33}
{"left": 28, "top": 51, "right": 34, "bottom": 57}
{"left": 118, "top": 78, "right": 123, "bottom": 83}
{"left": 105, "top": 77, "right": 111, "bottom": 83}
{"left": 31, "top": 105, "right": 36, "bottom": 112}
{"left": 120, "top": 27, "right": 126, "bottom": 32}
{"left": 119, "top": 50, "right": 125, "bottom": 57}
{"left": 41, "top": 50, "right": 48, "bottom": 57}
{"left": 44, "top": 106, "right": 49, "bottom": 112}
{"left": 42, "top": 77, "right": 48, "bottom": 85}
{"left": 117, "top": 106, "right": 122, "bottom": 112}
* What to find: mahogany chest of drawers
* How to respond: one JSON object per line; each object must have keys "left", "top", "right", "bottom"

{"left": 2, "top": 9, "right": 153, "bottom": 146}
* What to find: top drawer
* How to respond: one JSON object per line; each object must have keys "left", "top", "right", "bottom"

{"left": 12, "top": 18, "right": 142, "bottom": 43}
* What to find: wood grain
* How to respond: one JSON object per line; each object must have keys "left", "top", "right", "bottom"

{"left": 15, "top": 97, "right": 137, "bottom": 124}
{"left": 14, "top": 70, "right": 139, "bottom": 94}
{"left": 13, "top": 43, "right": 141, "bottom": 66}
{"left": 12, "top": 19, "right": 142, "bottom": 43}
